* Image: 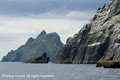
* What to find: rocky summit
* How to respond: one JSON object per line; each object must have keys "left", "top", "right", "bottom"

{"left": 2, "top": 30, "right": 63, "bottom": 62}
{"left": 54, "top": 0, "right": 120, "bottom": 67}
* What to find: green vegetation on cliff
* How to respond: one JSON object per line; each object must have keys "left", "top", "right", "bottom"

{"left": 2, "top": 30, "right": 63, "bottom": 62}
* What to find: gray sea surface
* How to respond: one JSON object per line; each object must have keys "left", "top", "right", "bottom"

{"left": 0, "top": 62, "right": 120, "bottom": 80}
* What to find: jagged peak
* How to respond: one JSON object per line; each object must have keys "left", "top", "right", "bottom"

{"left": 47, "top": 32, "right": 60, "bottom": 38}
{"left": 37, "top": 30, "right": 47, "bottom": 38}
{"left": 28, "top": 37, "right": 34, "bottom": 40}
{"left": 40, "top": 30, "right": 46, "bottom": 35}
{"left": 25, "top": 37, "right": 34, "bottom": 45}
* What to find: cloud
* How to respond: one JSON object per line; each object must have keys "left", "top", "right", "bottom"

{"left": 0, "top": 16, "right": 89, "bottom": 42}
{"left": 0, "top": 15, "right": 89, "bottom": 60}
{"left": 25, "top": 10, "right": 95, "bottom": 20}
{"left": 0, "top": 0, "right": 109, "bottom": 16}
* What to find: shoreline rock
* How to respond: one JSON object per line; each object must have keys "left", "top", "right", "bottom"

{"left": 96, "top": 60, "right": 120, "bottom": 68}
{"left": 25, "top": 53, "right": 49, "bottom": 63}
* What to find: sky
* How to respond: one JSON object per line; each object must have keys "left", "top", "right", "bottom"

{"left": 0, "top": 0, "right": 109, "bottom": 60}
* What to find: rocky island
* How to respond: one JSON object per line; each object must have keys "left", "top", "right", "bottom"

{"left": 2, "top": 30, "right": 63, "bottom": 62}
{"left": 25, "top": 52, "right": 49, "bottom": 63}
{"left": 54, "top": 0, "right": 120, "bottom": 68}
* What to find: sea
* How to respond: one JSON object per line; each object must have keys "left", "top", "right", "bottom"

{"left": 0, "top": 62, "right": 120, "bottom": 80}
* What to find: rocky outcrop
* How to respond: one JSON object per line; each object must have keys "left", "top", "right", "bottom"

{"left": 2, "top": 30, "right": 63, "bottom": 62}
{"left": 96, "top": 60, "right": 120, "bottom": 68}
{"left": 54, "top": 0, "right": 120, "bottom": 66}
{"left": 25, "top": 53, "right": 49, "bottom": 63}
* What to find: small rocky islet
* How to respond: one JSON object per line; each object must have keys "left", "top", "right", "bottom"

{"left": 25, "top": 52, "right": 49, "bottom": 63}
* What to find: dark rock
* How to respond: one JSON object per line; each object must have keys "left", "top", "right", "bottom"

{"left": 96, "top": 63, "right": 102, "bottom": 67}
{"left": 102, "top": 4, "right": 106, "bottom": 9}
{"left": 25, "top": 53, "right": 49, "bottom": 63}
{"left": 97, "top": 60, "right": 120, "bottom": 68}
{"left": 97, "top": 7, "right": 101, "bottom": 11}
{"left": 104, "top": 62, "right": 120, "bottom": 68}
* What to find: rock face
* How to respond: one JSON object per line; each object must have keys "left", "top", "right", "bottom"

{"left": 96, "top": 60, "right": 120, "bottom": 68}
{"left": 2, "top": 30, "right": 63, "bottom": 62}
{"left": 54, "top": 0, "right": 120, "bottom": 65}
{"left": 25, "top": 53, "right": 49, "bottom": 63}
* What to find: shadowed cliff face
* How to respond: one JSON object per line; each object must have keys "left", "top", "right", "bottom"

{"left": 54, "top": 0, "right": 120, "bottom": 64}
{"left": 2, "top": 30, "right": 63, "bottom": 62}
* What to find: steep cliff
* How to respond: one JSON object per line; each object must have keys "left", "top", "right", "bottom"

{"left": 54, "top": 0, "right": 120, "bottom": 64}
{"left": 2, "top": 30, "right": 63, "bottom": 62}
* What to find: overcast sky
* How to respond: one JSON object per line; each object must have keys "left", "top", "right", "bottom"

{"left": 0, "top": 0, "right": 109, "bottom": 60}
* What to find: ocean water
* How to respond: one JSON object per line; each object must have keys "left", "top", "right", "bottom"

{"left": 0, "top": 62, "right": 120, "bottom": 80}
